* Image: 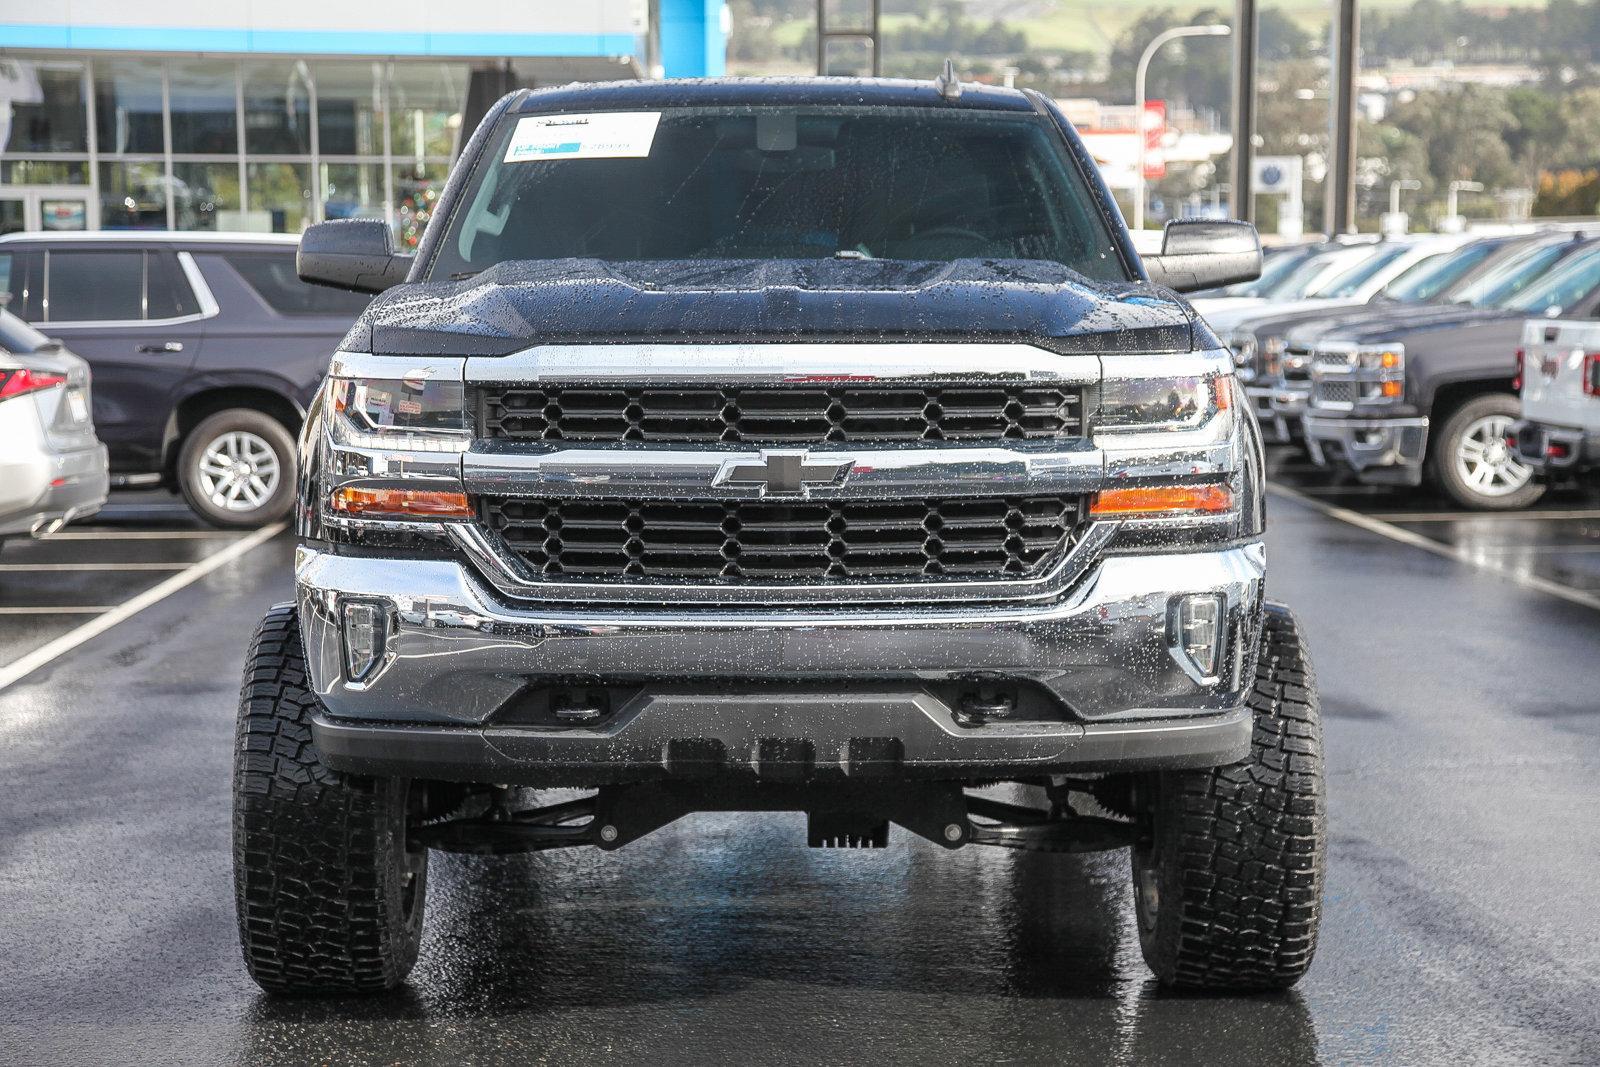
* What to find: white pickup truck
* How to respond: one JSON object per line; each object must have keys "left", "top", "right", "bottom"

{"left": 1512, "top": 318, "right": 1600, "bottom": 477}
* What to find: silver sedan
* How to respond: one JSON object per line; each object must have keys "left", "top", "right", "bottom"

{"left": 0, "top": 310, "right": 109, "bottom": 541}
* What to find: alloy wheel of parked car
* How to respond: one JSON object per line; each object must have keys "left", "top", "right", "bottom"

{"left": 196, "top": 431, "right": 282, "bottom": 514}
{"left": 1431, "top": 394, "right": 1545, "bottom": 511}
{"left": 178, "top": 409, "right": 297, "bottom": 528}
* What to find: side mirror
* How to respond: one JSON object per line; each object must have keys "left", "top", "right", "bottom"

{"left": 1142, "top": 219, "right": 1262, "bottom": 294}
{"left": 297, "top": 219, "right": 413, "bottom": 294}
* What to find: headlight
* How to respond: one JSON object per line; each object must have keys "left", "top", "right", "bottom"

{"left": 1097, "top": 371, "right": 1232, "bottom": 432}
{"left": 321, "top": 368, "right": 472, "bottom": 524}
{"left": 1354, "top": 344, "right": 1405, "bottom": 402}
{"left": 1227, "top": 333, "right": 1257, "bottom": 382}
{"left": 1263, "top": 336, "right": 1287, "bottom": 377}
{"left": 328, "top": 373, "right": 470, "bottom": 451}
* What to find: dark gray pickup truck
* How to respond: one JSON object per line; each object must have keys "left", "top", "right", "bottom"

{"left": 231, "top": 76, "right": 1326, "bottom": 997}
{"left": 1301, "top": 237, "right": 1600, "bottom": 509}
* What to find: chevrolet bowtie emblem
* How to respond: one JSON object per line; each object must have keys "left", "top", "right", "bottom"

{"left": 716, "top": 450, "right": 853, "bottom": 496}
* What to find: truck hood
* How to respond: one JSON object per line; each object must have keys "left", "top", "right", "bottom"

{"left": 1310, "top": 305, "right": 1514, "bottom": 347}
{"left": 346, "top": 258, "right": 1197, "bottom": 357}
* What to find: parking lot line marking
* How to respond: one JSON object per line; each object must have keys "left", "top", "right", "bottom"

{"left": 40, "top": 530, "right": 250, "bottom": 540}
{"left": 1359, "top": 508, "right": 1600, "bottom": 522}
{"left": 0, "top": 606, "right": 112, "bottom": 615}
{"left": 0, "top": 522, "right": 286, "bottom": 692}
{"left": 0, "top": 563, "right": 192, "bottom": 572}
{"left": 1267, "top": 482, "right": 1600, "bottom": 614}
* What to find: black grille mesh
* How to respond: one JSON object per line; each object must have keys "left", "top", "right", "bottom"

{"left": 477, "top": 384, "right": 1082, "bottom": 444}
{"left": 481, "top": 495, "right": 1083, "bottom": 582}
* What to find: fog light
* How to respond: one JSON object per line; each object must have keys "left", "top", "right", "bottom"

{"left": 1169, "top": 593, "right": 1227, "bottom": 682}
{"left": 341, "top": 599, "right": 391, "bottom": 683}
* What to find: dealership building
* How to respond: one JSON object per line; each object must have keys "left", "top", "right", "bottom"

{"left": 0, "top": 2, "right": 727, "bottom": 241}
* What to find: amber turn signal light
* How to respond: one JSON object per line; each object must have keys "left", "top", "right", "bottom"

{"left": 1089, "top": 484, "right": 1234, "bottom": 516}
{"left": 330, "top": 487, "right": 472, "bottom": 518}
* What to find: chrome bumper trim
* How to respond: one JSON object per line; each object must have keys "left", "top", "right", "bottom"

{"left": 1303, "top": 414, "right": 1428, "bottom": 478}
{"left": 295, "top": 541, "right": 1267, "bottom": 727}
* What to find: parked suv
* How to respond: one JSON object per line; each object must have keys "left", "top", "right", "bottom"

{"left": 0, "top": 232, "right": 370, "bottom": 527}
{"left": 0, "top": 310, "right": 109, "bottom": 542}
{"left": 232, "top": 78, "right": 1327, "bottom": 996}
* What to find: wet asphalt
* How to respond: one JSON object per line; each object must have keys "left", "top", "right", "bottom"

{"left": 1, "top": 473, "right": 1598, "bottom": 1066}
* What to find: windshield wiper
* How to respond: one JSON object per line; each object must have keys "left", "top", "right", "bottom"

{"left": 449, "top": 270, "right": 482, "bottom": 281}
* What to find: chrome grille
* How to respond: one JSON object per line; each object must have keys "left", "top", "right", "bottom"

{"left": 1313, "top": 348, "right": 1356, "bottom": 369}
{"left": 480, "top": 495, "right": 1084, "bottom": 582}
{"left": 476, "top": 384, "right": 1083, "bottom": 444}
{"left": 1313, "top": 380, "right": 1357, "bottom": 406}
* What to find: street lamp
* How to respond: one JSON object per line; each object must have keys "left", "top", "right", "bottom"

{"left": 1447, "top": 180, "right": 1485, "bottom": 219}
{"left": 1134, "top": 23, "right": 1232, "bottom": 231}
{"left": 1389, "top": 178, "right": 1421, "bottom": 216}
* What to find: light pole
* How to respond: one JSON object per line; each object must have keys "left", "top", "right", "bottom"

{"left": 1447, "top": 179, "right": 1484, "bottom": 219}
{"left": 1134, "top": 23, "right": 1231, "bottom": 232}
{"left": 1389, "top": 178, "right": 1421, "bottom": 216}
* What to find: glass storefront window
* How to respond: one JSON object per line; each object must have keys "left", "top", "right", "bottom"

{"left": 314, "top": 63, "right": 385, "bottom": 157}
{"left": 173, "top": 162, "right": 241, "bottom": 231}
{"left": 0, "top": 160, "right": 89, "bottom": 185}
{"left": 169, "top": 61, "right": 239, "bottom": 155}
{"left": 387, "top": 63, "right": 467, "bottom": 161}
{"left": 243, "top": 62, "right": 312, "bottom": 155}
{"left": 320, "top": 162, "right": 385, "bottom": 222}
{"left": 392, "top": 161, "right": 448, "bottom": 250}
{"left": 247, "top": 162, "right": 312, "bottom": 233}
{"left": 94, "top": 58, "right": 167, "bottom": 156}
{"left": 99, "top": 161, "right": 168, "bottom": 229}
{"left": 0, "top": 58, "right": 89, "bottom": 153}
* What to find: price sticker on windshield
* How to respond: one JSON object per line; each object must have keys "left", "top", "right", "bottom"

{"left": 503, "top": 112, "right": 662, "bottom": 162}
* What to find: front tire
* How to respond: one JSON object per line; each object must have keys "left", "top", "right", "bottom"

{"left": 1429, "top": 393, "right": 1544, "bottom": 511}
{"left": 1131, "top": 603, "right": 1326, "bottom": 992}
{"left": 233, "top": 605, "right": 428, "bottom": 994}
{"left": 178, "top": 409, "right": 296, "bottom": 528}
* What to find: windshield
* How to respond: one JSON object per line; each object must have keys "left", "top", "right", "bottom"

{"left": 1218, "top": 246, "right": 1316, "bottom": 297}
{"left": 431, "top": 106, "right": 1127, "bottom": 281}
{"left": 1502, "top": 244, "right": 1600, "bottom": 315}
{"left": 1318, "top": 244, "right": 1413, "bottom": 298}
{"left": 1463, "top": 242, "right": 1570, "bottom": 307}
{"left": 1275, "top": 246, "right": 1371, "bottom": 299}
{"left": 1382, "top": 243, "right": 1494, "bottom": 302}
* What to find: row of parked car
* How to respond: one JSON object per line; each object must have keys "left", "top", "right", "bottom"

{"left": 1199, "top": 228, "right": 1600, "bottom": 509}
{"left": 0, "top": 231, "right": 370, "bottom": 542}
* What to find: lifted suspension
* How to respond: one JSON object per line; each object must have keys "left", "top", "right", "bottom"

{"left": 410, "top": 780, "right": 1139, "bottom": 856}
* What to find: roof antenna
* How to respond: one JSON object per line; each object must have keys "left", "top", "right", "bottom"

{"left": 934, "top": 58, "right": 962, "bottom": 100}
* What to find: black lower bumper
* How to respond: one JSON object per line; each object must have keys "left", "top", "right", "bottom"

{"left": 1513, "top": 419, "right": 1600, "bottom": 474}
{"left": 311, "top": 694, "right": 1251, "bottom": 787}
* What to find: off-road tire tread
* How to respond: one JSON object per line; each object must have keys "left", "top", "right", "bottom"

{"left": 1137, "top": 602, "right": 1326, "bottom": 991}
{"left": 232, "top": 605, "right": 425, "bottom": 994}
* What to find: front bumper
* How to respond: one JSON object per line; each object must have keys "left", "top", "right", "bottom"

{"left": 1512, "top": 419, "right": 1600, "bottom": 474}
{"left": 0, "top": 443, "right": 109, "bottom": 538}
{"left": 1246, "top": 383, "right": 1308, "bottom": 444}
{"left": 295, "top": 542, "right": 1264, "bottom": 784}
{"left": 1303, "top": 413, "right": 1429, "bottom": 486}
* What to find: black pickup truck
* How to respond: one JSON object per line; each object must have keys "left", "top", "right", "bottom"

{"left": 1301, "top": 237, "right": 1600, "bottom": 509}
{"left": 231, "top": 76, "right": 1326, "bottom": 997}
